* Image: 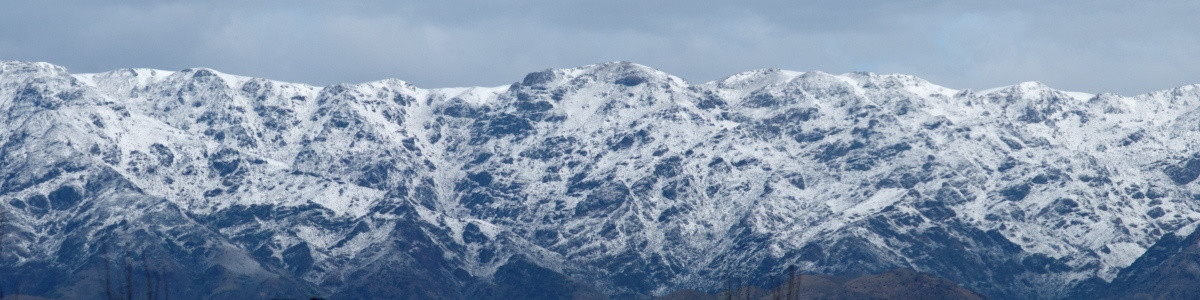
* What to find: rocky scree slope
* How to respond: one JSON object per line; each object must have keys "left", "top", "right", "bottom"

{"left": 0, "top": 60, "right": 1199, "bottom": 299}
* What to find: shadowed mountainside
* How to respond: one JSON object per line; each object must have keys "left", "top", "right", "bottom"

{"left": 1086, "top": 224, "right": 1200, "bottom": 300}
{"left": 657, "top": 268, "right": 985, "bottom": 300}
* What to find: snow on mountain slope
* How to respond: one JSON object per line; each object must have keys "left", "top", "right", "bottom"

{"left": 1, "top": 60, "right": 1199, "bottom": 299}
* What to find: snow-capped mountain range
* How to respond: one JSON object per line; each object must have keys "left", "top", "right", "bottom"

{"left": 1, "top": 60, "right": 1198, "bottom": 299}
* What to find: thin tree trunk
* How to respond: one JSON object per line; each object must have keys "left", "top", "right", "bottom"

{"left": 157, "top": 271, "right": 165, "bottom": 300}
{"left": 735, "top": 280, "right": 739, "bottom": 300}
{"left": 787, "top": 266, "right": 795, "bottom": 300}
{"left": 773, "top": 275, "right": 781, "bottom": 300}
{"left": 0, "top": 207, "right": 7, "bottom": 299}
{"left": 144, "top": 266, "right": 154, "bottom": 300}
{"left": 743, "top": 279, "right": 749, "bottom": 300}
{"left": 795, "top": 269, "right": 802, "bottom": 300}
{"left": 104, "top": 243, "right": 113, "bottom": 300}
{"left": 124, "top": 251, "right": 133, "bottom": 300}
{"left": 726, "top": 277, "right": 733, "bottom": 300}
{"left": 161, "top": 270, "right": 169, "bottom": 300}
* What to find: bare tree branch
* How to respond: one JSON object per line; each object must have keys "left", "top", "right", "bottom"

{"left": 104, "top": 243, "right": 113, "bottom": 300}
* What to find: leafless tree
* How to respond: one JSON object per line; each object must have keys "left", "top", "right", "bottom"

{"left": 0, "top": 206, "right": 6, "bottom": 299}
{"left": 742, "top": 279, "right": 750, "bottom": 300}
{"left": 104, "top": 243, "right": 114, "bottom": 300}
{"left": 159, "top": 270, "right": 170, "bottom": 300}
{"left": 163, "top": 271, "right": 170, "bottom": 300}
{"left": 724, "top": 278, "right": 729, "bottom": 300}
{"left": 124, "top": 250, "right": 133, "bottom": 300}
{"left": 144, "top": 266, "right": 154, "bottom": 300}
{"left": 774, "top": 275, "right": 782, "bottom": 300}
{"left": 141, "top": 256, "right": 171, "bottom": 300}
{"left": 786, "top": 266, "right": 795, "bottom": 300}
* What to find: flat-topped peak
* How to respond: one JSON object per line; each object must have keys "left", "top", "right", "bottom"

{"left": 0, "top": 60, "right": 69, "bottom": 77}
{"left": 978, "top": 81, "right": 1098, "bottom": 102}
{"left": 980, "top": 81, "right": 1052, "bottom": 95}
{"left": 521, "top": 61, "right": 685, "bottom": 88}
{"left": 79, "top": 67, "right": 175, "bottom": 82}
{"left": 709, "top": 68, "right": 805, "bottom": 89}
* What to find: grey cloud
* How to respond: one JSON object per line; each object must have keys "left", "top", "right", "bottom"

{"left": 1, "top": 1, "right": 1197, "bottom": 95}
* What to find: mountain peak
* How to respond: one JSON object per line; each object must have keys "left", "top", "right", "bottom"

{"left": 979, "top": 81, "right": 1098, "bottom": 102}
{"left": 980, "top": 81, "right": 1054, "bottom": 96}
{"left": 6, "top": 60, "right": 1200, "bottom": 300}
{"left": 521, "top": 61, "right": 685, "bottom": 89}
{"left": 709, "top": 68, "right": 805, "bottom": 89}
{"left": 1015, "top": 80, "right": 1050, "bottom": 90}
{"left": 0, "top": 60, "right": 69, "bottom": 78}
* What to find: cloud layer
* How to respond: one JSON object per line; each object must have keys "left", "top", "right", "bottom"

{"left": 2, "top": 1, "right": 1197, "bottom": 94}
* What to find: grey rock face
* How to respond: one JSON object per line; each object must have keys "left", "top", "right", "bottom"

{"left": 1, "top": 60, "right": 1198, "bottom": 299}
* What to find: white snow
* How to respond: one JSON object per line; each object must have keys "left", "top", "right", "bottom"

{"left": 7, "top": 59, "right": 1200, "bottom": 297}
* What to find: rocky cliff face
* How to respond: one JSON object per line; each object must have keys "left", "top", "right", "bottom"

{"left": 1088, "top": 223, "right": 1200, "bottom": 299}
{"left": 1, "top": 60, "right": 1198, "bottom": 299}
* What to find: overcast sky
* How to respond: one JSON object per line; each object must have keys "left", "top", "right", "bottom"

{"left": 2, "top": 1, "right": 1197, "bottom": 95}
